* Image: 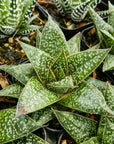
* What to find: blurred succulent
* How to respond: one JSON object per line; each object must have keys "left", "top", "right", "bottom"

{"left": 0, "top": 17, "right": 113, "bottom": 143}
{"left": 89, "top": 2, "right": 114, "bottom": 72}
{"left": 52, "top": 0, "right": 108, "bottom": 23}
{"left": 0, "top": 0, "right": 39, "bottom": 39}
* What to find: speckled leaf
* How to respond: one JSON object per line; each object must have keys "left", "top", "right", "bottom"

{"left": 0, "top": 63, "right": 36, "bottom": 85}
{"left": 0, "top": 108, "right": 39, "bottom": 143}
{"left": 16, "top": 77, "right": 62, "bottom": 117}
{"left": 88, "top": 43, "right": 100, "bottom": 50}
{"left": 108, "top": 1, "right": 114, "bottom": 29}
{"left": 103, "top": 118, "right": 114, "bottom": 144}
{"left": 47, "top": 76, "right": 74, "bottom": 94}
{"left": 86, "top": 77, "right": 107, "bottom": 94}
{"left": 36, "top": 31, "right": 42, "bottom": 48}
{"left": 54, "top": 110, "right": 97, "bottom": 143}
{"left": 31, "top": 107, "right": 54, "bottom": 125}
{"left": 39, "top": 17, "right": 69, "bottom": 58}
{"left": 59, "top": 81, "right": 114, "bottom": 115}
{"left": 104, "top": 83, "right": 114, "bottom": 111}
{"left": 7, "top": 133, "right": 49, "bottom": 144}
{"left": 67, "top": 49, "right": 109, "bottom": 85}
{"left": 67, "top": 32, "right": 81, "bottom": 54}
{"left": 19, "top": 41, "right": 54, "bottom": 85}
{"left": 48, "top": 49, "right": 68, "bottom": 82}
{"left": 80, "top": 137, "right": 101, "bottom": 144}
{"left": 0, "top": 83, "right": 23, "bottom": 98}
{"left": 89, "top": 7, "right": 114, "bottom": 42}
{"left": 100, "top": 29, "right": 114, "bottom": 54}
{"left": 103, "top": 54, "right": 114, "bottom": 72}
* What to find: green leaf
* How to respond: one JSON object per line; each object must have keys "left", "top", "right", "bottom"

{"left": 7, "top": 133, "right": 49, "bottom": 144}
{"left": 89, "top": 7, "right": 114, "bottom": 42}
{"left": 103, "top": 118, "right": 114, "bottom": 144}
{"left": 86, "top": 77, "right": 107, "bottom": 94}
{"left": 108, "top": 1, "right": 114, "bottom": 29}
{"left": 17, "top": 25, "right": 39, "bottom": 35}
{"left": 16, "top": 77, "right": 62, "bottom": 117}
{"left": 103, "top": 54, "right": 114, "bottom": 72}
{"left": 39, "top": 17, "right": 69, "bottom": 58}
{"left": 0, "top": 83, "right": 23, "bottom": 98}
{"left": 88, "top": 43, "right": 100, "bottom": 50}
{"left": 31, "top": 107, "right": 54, "bottom": 125}
{"left": 104, "top": 83, "right": 114, "bottom": 111}
{"left": 54, "top": 110, "right": 97, "bottom": 143}
{"left": 67, "top": 49, "right": 109, "bottom": 85}
{"left": 19, "top": 41, "right": 55, "bottom": 85}
{"left": 59, "top": 81, "right": 114, "bottom": 115}
{"left": 47, "top": 76, "right": 74, "bottom": 94}
{"left": 36, "top": 31, "right": 42, "bottom": 48}
{"left": 67, "top": 32, "right": 81, "bottom": 54}
{"left": 0, "top": 63, "right": 36, "bottom": 85}
{"left": 80, "top": 137, "right": 101, "bottom": 144}
{"left": 0, "top": 108, "right": 39, "bottom": 143}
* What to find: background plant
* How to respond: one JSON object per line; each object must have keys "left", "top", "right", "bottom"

{"left": 0, "top": 0, "right": 39, "bottom": 39}
{"left": 0, "top": 17, "right": 113, "bottom": 143}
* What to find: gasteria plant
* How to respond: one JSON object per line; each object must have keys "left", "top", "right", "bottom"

{"left": 89, "top": 1, "right": 114, "bottom": 72}
{"left": 0, "top": 0, "right": 39, "bottom": 39}
{"left": 0, "top": 17, "right": 114, "bottom": 143}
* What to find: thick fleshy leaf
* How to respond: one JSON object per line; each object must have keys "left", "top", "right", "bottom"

{"left": 108, "top": 1, "right": 114, "bottom": 29}
{"left": 39, "top": 17, "right": 69, "bottom": 58}
{"left": 47, "top": 76, "right": 74, "bottom": 94}
{"left": 67, "top": 32, "right": 81, "bottom": 54}
{"left": 67, "top": 49, "right": 109, "bottom": 85}
{"left": 0, "top": 108, "right": 39, "bottom": 143}
{"left": 19, "top": 41, "right": 55, "bottom": 85}
{"left": 88, "top": 43, "right": 100, "bottom": 50}
{"left": 36, "top": 31, "right": 42, "bottom": 48}
{"left": 48, "top": 49, "right": 68, "bottom": 82}
{"left": 7, "top": 133, "right": 49, "bottom": 144}
{"left": 86, "top": 77, "right": 107, "bottom": 94}
{"left": 54, "top": 110, "right": 97, "bottom": 143}
{"left": 89, "top": 7, "right": 114, "bottom": 41}
{"left": 80, "top": 137, "right": 101, "bottom": 144}
{"left": 31, "top": 107, "right": 54, "bottom": 125}
{"left": 59, "top": 81, "right": 114, "bottom": 115}
{"left": 104, "top": 83, "right": 114, "bottom": 111}
{"left": 0, "top": 63, "right": 36, "bottom": 85}
{"left": 16, "top": 77, "right": 62, "bottom": 117}
{"left": 0, "top": 83, "right": 23, "bottom": 98}
{"left": 103, "top": 118, "right": 114, "bottom": 144}
{"left": 103, "top": 54, "right": 114, "bottom": 71}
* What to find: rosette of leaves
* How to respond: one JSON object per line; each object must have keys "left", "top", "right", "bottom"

{"left": 0, "top": 0, "right": 39, "bottom": 39}
{"left": 0, "top": 17, "right": 114, "bottom": 143}
{"left": 89, "top": 2, "right": 114, "bottom": 72}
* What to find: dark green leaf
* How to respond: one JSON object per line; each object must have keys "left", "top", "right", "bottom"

{"left": 103, "top": 54, "right": 114, "bottom": 71}
{"left": 59, "top": 81, "right": 114, "bottom": 115}
{"left": 16, "top": 77, "right": 62, "bottom": 117}
{"left": 0, "top": 108, "right": 39, "bottom": 143}
{"left": 39, "top": 17, "right": 69, "bottom": 58}
{"left": 67, "top": 49, "right": 109, "bottom": 85}
{"left": 0, "top": 83, "right": 23, "bottom": 98}
{"left": 80, "top": 137, "right": 101, "bottom": 144}
{"left": 54, "top": 110, "right": 97, "bottom": 143}
{"left": 108, "top": 1, "right": 114, "bottom": 29}
{"left": 0, "top": 63, "right": 36, "bottom": 85}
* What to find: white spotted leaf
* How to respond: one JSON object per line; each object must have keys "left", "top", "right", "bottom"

{"left": 103, "top": 54, "right": 114, "bottom": 71}
{"left": 80, "top": 137, "right": 101, "bottom": 144}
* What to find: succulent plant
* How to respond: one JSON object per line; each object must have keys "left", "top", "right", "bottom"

{"left": 0, "top": 0, "right": 39, "bottom": 39}
{"left": 0, "top": 17, "right": 113, "bottom": 143}
{"left": 89, "top": 1, "right": 114, "bottom": 72}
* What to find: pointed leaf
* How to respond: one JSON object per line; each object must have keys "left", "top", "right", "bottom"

{"left": 103, "top": 54, "right": 114, "bottom": 72}
{"left": 89, "top": 43, "right": 100, "bottom": 50}
{"left": 0, "top": 83, "right": 23, "bottom": 98}
{"left": 39, "top": 17, "right": 69, "bottom": 58}
{"left": 80, "top": 137, "right": 101, "bottom": 144}
{"left": 19, "top": 41, "right": 55, "bottom": 85}
{"left": 67, "top": 32, "right": 81, "bottom": 54}
{"left": 47, "top": 76, "right": 74, "bottom": 94}
{"left": 67, "top": 49, "right": 109, "bottom": 85}
{"left": 36, "top": 31, "right": 42, "bottom": 48}
{"left": 89, "top": 7, "right": 114, "bottom": 42}
{"left": 7, "top": 133, "right": 49, "bottom": 144}
{"left": 59, "top": 81, "right": 114, "bottom": 115}
{"left": 108, "top": 1, "right": 114, "bottom": 29}
{"left": 0, "top": 108, "right": 39, "bottom": 143}
{"left": 0, "top": 63, "right": 36, "bottom": 85}
{"left": 54, "top": 110, "right": 97, "bottom": 143}
{"left": 16, "top": 77, "right": 62, "bottom": 117}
